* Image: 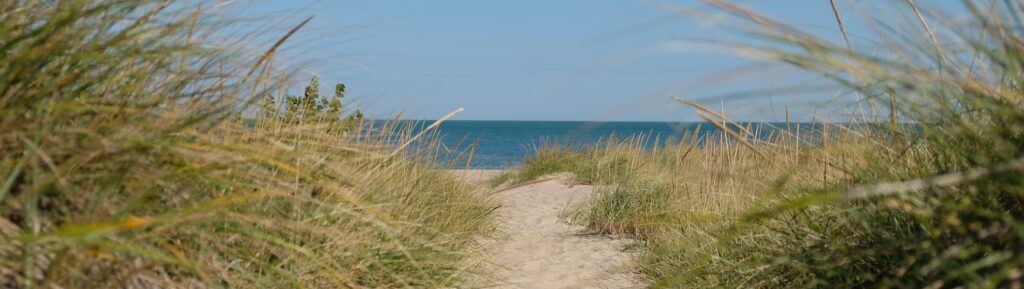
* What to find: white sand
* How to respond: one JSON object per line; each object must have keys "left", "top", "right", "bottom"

{"left": 455, "top": 170, "right": 643, "bottom": 289}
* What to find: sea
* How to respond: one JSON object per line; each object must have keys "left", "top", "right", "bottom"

{"left": 389, "top": 120, "right": 816, "bottom": 169}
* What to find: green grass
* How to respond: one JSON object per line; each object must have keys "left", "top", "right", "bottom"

{"left": 487, "top": 137, "right": 659, "bottom": 188}
{"left": 0, "top": 1, "right": 496, "bottom": 288}
{"left": 487, "top": 145, "right": 596, "bottom": 187}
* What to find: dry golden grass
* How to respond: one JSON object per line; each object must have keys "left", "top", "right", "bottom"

{"left": 0, "top": 1, "right": 497, "bottom": 288}
{"left": 505, "top": 0, "right": 1024, "bottom": 287}
{"left": 499, "top": 122, "right": 886, "bottom": 287}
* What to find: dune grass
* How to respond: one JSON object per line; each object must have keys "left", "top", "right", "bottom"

{"left": 685, "top": 1, "right": 1024, "bottom": 287}
{"left": 487, "top": 136, "right": 661, "bottom": 188}
{"left": 500, "top": 125, "right": 866, "bottom": 283}
{"left": 0, "top": 1, "right": 496, "bottom": 288}
{"left": 501, "top": 1, "right": 1024, "bottom": 288}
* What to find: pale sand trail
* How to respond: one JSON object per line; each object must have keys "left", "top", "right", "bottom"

{"left": 455, "top": 170, "right": 643, "bottom": 289}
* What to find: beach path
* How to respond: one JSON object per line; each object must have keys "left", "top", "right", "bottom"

{"left": 457, "top": 170, "right": 642, "bottom": 289}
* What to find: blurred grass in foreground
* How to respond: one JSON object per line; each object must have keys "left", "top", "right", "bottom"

{"left": 0, "top": 1, "right": 496, "bottom": 288}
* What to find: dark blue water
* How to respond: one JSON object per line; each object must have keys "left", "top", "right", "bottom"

{"left": 432, "top": 121, "right": 685, "bottom": 168}
{"left": 396, "top": 120, "right": 810, "bottom": 169}
{"left": 374, "top": 120, "right": 904, "bottom": 168}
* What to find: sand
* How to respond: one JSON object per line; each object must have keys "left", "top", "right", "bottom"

{"left": 455, "top": 170, "right": 643, "bottom": 289}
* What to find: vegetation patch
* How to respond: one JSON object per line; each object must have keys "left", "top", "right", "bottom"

{"left": 0, "top": 1, "right": 496, "bottom": 288}
{"left": 503, "top": 1, "right": 1024, "bottom": 288}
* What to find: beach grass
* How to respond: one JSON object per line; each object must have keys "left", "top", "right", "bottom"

{"left": 9, "top": 0, "right": 1024, "bottom": 288}
{"left": 501, "top": 126, "right": 863, "bottom": 284}
{"left": 500, "top": 1, "right": 1024, "bottom": 288}
{"left": 0, "top": 1, "right": 496, "bottom": 288}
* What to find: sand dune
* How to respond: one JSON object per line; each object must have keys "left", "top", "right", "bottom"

{"left": 456, "top": 170, "right": 643, "bottom": 289}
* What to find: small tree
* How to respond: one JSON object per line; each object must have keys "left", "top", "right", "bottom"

{"left": 349, "top": 109, "right": 363, "bottom": 122}
{"left": 327, "top": 83, "right": 344, "bottom": 123}
{"left": 284, "top": 94, "right": 301, "bottom": 120}
{"left": 301, "top": 76, "right": 320, "bottom": 119}
{"left": 259, "top": 93, "right": 277, "bottom": 119}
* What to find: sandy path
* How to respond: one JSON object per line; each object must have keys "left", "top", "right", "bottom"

{"left": 456, "top": 170, "right": 642, "bottom": 289}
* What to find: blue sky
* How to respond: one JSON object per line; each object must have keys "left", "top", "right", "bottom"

{"left": 240, "top": 1, "right": 965, "bottom": 121}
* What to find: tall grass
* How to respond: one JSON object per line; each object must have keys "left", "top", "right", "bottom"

{"left": 503, "top": 1, "right": 1024, "bottom": 287}
{"left": 500, "top": 125, "right": 866, "bottom": 284}
{"left": 687, "top": 0, "right": 1024, "bottom": 287}
{"left": 0, "top": 1, "right": 495, "bottom": 288}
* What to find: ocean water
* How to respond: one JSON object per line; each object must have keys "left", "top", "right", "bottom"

{"left": 396, "top": 120, "right": 806, "bottom": 169}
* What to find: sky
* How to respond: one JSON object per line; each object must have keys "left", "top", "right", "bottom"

{"left": 237, "top": 1, "right": 966, "bottom": 122}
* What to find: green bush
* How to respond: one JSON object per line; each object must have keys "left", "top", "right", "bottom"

{"left": 268, "top": 76, "right": 363, "bottom": 126}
